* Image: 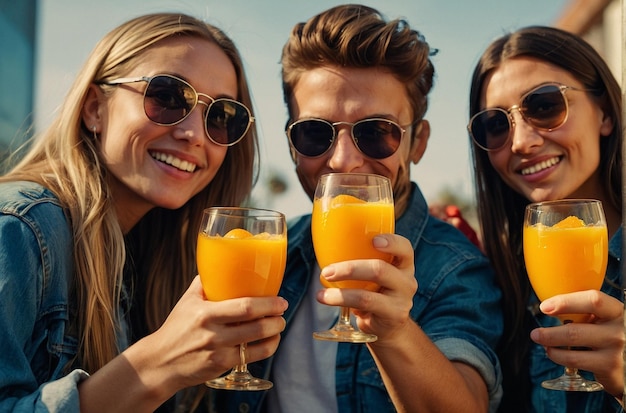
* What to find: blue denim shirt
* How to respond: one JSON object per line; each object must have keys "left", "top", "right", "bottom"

{"left": 0, "top": 181, "right": 89, "bottom": 412}
{"left": 210, "top": 183, "right": 503, "bottom": 412}
{"left": 527, "top": 227, "right": 623, "bottom": 413}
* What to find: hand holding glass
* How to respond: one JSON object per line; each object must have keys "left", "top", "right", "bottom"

{"left": 197, "top": 207, "right": 287, "bottom": 390}
{"left": 523, "top": 199, "right": 608, "bottom": 392}
{"left": 312, "top": 173, "right": 394, "bottom": 343}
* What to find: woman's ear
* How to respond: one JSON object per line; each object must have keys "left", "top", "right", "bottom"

{"left": 599, "top": 111, "right": 614, "bottom": 137}
{"left": 81, "top": 84, "right": 104, "bottom": 132}
{"left": 409, "top": 120, "right": 430, "bottom": 164}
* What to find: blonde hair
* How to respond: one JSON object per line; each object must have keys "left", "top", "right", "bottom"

{"left": 1, "top": 13, "right": 259, "bottom": 375}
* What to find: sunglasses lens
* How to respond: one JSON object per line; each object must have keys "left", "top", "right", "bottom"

{"left": 288, "top": 120, "right": 335, "bottom": 157}
{"left": 521, "top": 85, "right": 567, "bottom": 129}
{"left": 470, "top": 85, "right": 570, "bottom": 151}
{"left": 143, "top": 76, "right": 196, "bottom": 124}
{"left": 143, "top": 76, "right": 251, "bottom": 145}
{"left": 470, "top": 110, "right": 511, "bottom": 151}
{"left": 353, "top": 119, "right": 402, "bottom": 159}
{"left": 206, "top": 100, "right": 252, "bottom": 145}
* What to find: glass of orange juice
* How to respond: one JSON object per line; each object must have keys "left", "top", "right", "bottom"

{"left": 523, "top": 199, "right": 607, "bottom": 392}
{"left": 197, "top": 207, "right": 287, "bottom": 391}
{"left": 312, "top": 173, "right": 394, "bottom": 343}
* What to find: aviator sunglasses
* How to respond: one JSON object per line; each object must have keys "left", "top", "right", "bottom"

{"left": 286, "top": 118, "right": 409, "bottom": 159}
{"left": 100, "top": 74, "right": 254, "bottom": 146}
{"left": 467, "top": 83, "right": 597, "bottom": 151}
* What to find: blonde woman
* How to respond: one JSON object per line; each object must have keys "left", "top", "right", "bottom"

{"left": 0, "top": 13, "right": 286, "bottom": 412}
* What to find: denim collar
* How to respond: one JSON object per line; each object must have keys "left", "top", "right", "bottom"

{"left": 395, "top": 182, "right": 428, "bottom": 247}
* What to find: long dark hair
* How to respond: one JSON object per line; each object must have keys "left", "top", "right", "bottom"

{"left": 468, "top": 26, "right": 622, "bottom": 411}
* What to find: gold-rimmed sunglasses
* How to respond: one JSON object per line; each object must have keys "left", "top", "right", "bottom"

{"left": 468, "top": 83, "right": 597, "bottom": 151}
{"left": 100, "top": 74, "right": 254, "bottom": 146}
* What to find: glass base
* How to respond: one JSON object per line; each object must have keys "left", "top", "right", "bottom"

{"left": 205, "top": 371, "right": 273, "bottom": 391}
{"left": 313, "top": 328, "right": 377, "bottom": 343}
{"left": 542, "top": 374, "right": 604, "bottom": 392}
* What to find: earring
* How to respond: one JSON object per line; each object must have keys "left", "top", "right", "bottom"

{"left": 91, "top": 125, "right": 98, "bottom": 139}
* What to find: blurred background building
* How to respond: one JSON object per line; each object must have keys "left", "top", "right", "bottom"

{"left": 554, "top": 0, "right": 622, "bottom": 84}
{"left": 0, "top": 0, "right": 38, "bottom": 166}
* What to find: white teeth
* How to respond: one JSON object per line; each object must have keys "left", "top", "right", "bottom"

{"left": 520, "top": 156, "right": 560, "bottom": 175}
{"left": 150, "top": 151, "right": 197, "bottom": 173}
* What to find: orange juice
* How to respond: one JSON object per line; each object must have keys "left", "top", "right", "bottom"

{"left": 523, "top": 216, "right": 607, "bottom": 322}
{"left": 312, "top": 194, "right": 394, "bottom": 291}
{"left": 197, "top": 229, "right": 287, "bottom": 301}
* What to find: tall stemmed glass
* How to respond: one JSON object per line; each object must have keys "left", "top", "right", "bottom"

{"left": 197, "top": 207, "right": 287, "bottom": 391}
{"left": 523, "top": 199, "right": 608, "bottom": 392}
{"left": 311, "top": 173, "right": 394, "bottom": 343}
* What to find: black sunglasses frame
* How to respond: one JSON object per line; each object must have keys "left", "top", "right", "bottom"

{"left": 100, "top": 74, "right": 254, "bottom": 146}
{"left": 285, "top": 117, "right": 409, "bottom": 159}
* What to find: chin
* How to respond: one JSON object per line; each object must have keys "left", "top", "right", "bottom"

{"left": 526, "top": 189, "right": 562, "bottom": 203}
{"left": 153, "top": 195, "right": 190, "bottom": 210}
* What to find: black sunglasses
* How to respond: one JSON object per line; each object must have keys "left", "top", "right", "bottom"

{"left": 100, "top": 74, "right": 254, "bottom": 146}
{"left": 468, "top": 83, "right": 595, "bottom": 151}
{"left": 286, "top": 118, "right": 408, "bottom": 159}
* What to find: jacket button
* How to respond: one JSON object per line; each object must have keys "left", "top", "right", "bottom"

{"left": 238, "top": 403, "right": 250, "bottom": 413}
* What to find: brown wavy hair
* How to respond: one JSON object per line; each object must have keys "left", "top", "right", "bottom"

{"left": 280, "top": 4, "right": 435, "bottom": 209}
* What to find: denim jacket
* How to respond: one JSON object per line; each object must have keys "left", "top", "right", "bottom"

{"left": 527, "top": 227, "right": 624, "bottom": 413}
{"left": 0, "top": 181, "right": 89, "bottom": 412}
{"left": 210, "top": 183, "right": 503, "bottom": 412}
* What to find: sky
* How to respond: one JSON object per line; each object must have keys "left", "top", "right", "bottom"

{"left": 35, "top": 0, "right": 569, "bottom": 219}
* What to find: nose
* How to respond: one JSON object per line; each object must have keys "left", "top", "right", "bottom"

{"left": 327, "top": 126, "right": 365, "bottom": 172}
{"left": 509, "top": 109, "right": 543, "bottom": 154}
{"left": 174, "top": 102, "right": 207, "bottom": 146}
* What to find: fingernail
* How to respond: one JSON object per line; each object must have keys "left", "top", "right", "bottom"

{"left": 373, "top": 235, "right": 389, "bottom": 248}
{"left": 530, "top": 329, "right": 539, "bottom": 341}
{"left": 539, "top": 301, "right": 554, "bottom": 313}
{"left": 321, "top": 266, "right": 335, "bottom": 278}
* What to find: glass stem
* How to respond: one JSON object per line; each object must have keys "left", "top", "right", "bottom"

{"left": 224, "top": 343, "right": 252, "bottom": 383}
{"left": 334, "top": 307, "right": 355, "bottom": 332}
{"left": 237, "top": 342, "right": 248, "bottom": 372}
{"left": 561, "top": 320, "right": 581, "bottom": 378}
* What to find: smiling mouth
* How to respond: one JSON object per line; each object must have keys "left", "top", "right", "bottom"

{"left": 519, "top": 156, "right": 561, "bottom": 176}
{"left": 150, "top": 151, "right": 197, "bottom": 173}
